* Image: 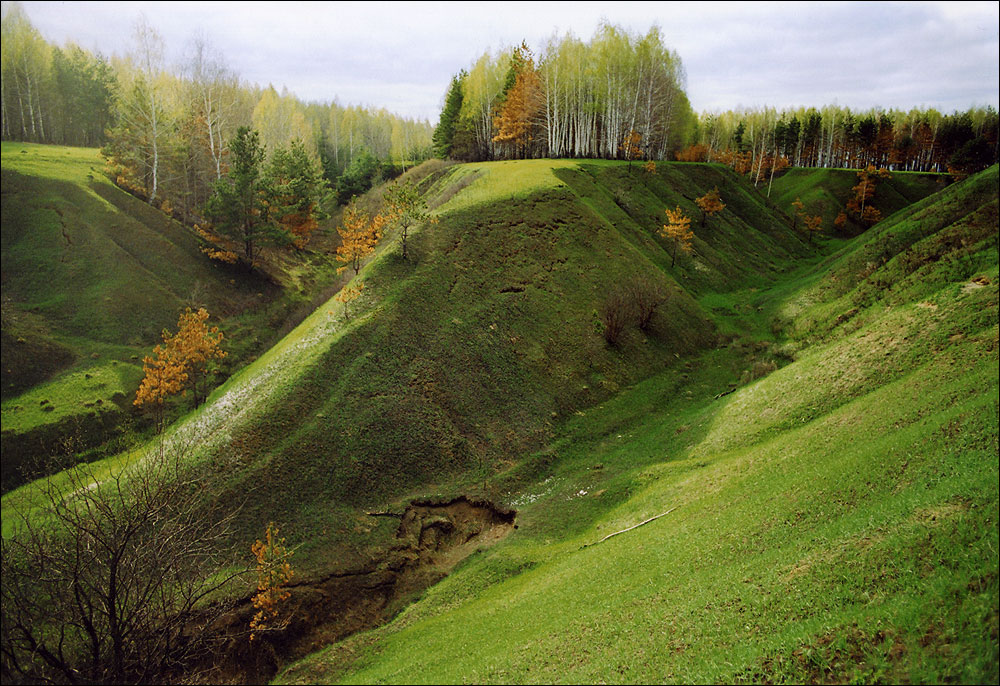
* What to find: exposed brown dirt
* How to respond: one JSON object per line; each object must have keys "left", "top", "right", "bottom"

{"left": 198, "top": 496, "right": 515, "bottom": 684}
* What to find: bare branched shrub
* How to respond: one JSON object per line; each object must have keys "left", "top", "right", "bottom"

{"left": 1, "top": 441, "right": 246, "bottom": 684}
{"left": 601, "top": 288, "right": 634, "bottom": 346}
{"left": 626, "top": 276, "right": 669, "bottom": 331}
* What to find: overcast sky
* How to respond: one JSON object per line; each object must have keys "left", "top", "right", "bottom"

{"left": 14, "top": 1, "right": 1000, "bottom": 122}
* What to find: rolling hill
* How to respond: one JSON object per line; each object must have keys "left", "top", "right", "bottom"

{"left": 2, "top": 151, "right": 994, "bottom": 684}
{"left": 0, "top": 142, "right": 343, "bottom": 492}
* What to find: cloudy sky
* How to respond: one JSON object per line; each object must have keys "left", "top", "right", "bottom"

{"left": 14, "top": 1, "right": 1000, "bottom": 121}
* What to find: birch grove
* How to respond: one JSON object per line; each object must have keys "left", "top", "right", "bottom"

{"left": 434, "top": 23, "right": 695, "bottom": 162}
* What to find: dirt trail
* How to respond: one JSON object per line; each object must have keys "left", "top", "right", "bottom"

{"left": 203, "top": 496, "right": 516, "bottom": 684}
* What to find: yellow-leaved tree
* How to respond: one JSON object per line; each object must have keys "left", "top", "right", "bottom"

{"left": 620, "top": 129, "right": 643, "bottom": 171}
{"left": 803, "top": 214, "right": 824, "bottom": 243}
{"left": 661, "top": 206, "right": 693, "bottom": 267}
{"left": 790, "top": 197, "right": 806, "bottom": 230}
{"left": 492, "top": 43, "right": 543, "bottom": 158}
{"left": 134, "top": 307, "right": 225, "bottom": 431}
{"left": 694, "top": 187, "right": 725, "bottom": 226}
{"left": 335, "top": 282, "right": 365, "bottom": 321}
{"left": 249, "top": 522, "right": 294, "bottom": 642}
{"left": 846, "top": 165, "right": 893, "bottom": 227}
{"left": 134, "top": 342, "right": 188, "bottom": 433}
{"left": 171, "top": 307, "right": 226, "bottom": 406}
{"left": 336, "top": 203, "right": 385, "bottom": 274}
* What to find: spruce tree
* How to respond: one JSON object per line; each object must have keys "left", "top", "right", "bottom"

{"left": 432, "top": 72, "right": 465, "bottom": 159}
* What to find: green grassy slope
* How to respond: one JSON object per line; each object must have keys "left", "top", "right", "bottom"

{"left": 0, "top": 143, "right": 328, "bottom": 492}
{"left": 273, "top": 166, "right": 997, "bottom": 685}
{"left": 151, "top": 159, "right": 816, "bottom": 572}
{"left": 768, "top": 167, "right": 948, "bottom": 237}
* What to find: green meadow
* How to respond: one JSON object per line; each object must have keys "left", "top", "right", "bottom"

{"left": 2, "top": 146, "right": 995, "bottom": 683}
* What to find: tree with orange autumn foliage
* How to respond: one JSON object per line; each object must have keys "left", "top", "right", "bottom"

{"left": 249, "top": 522, "right": 294, "bottom": 642}
{"left": 134, "top": 307, "right": 225, "bottom": 430}
{"left": 846, "top": 165, "right": 892, "bottom": 228}
{"left": 694, "top": 187, "right": 725, "bottom": 226}
{"left": 644, "top": 160, "right": 657, "bottom": 174}
{"left": 170, "top": 307, "right": 226, "bottom": 406}
{"left": 661, "top": 206, "right": 693, "bottom": 267}
{"left": 335, "top": 282, "right": 364, "bottom": 321}
{"left": 834, "top": 210, "right": 848, "bottom": 232}
{"left": 790, "top": 197, "right": 806, "bottom": 230}
{"left": 802, "top": 214, "right": 824, "bottom": 243}
{"left": 134, "top": 341, "right": 187, "bottom": 433}
{"left": 675, "top": 143, "right": 709, "bottom": 162}
{"left": 336, "top": 203, "right": 385, "bottom": 274}
{"left": 492, "top": 43, "right": 544, "bottom": 158}
{"left": 620, "top": 129, "right": 643, "bottom": 170}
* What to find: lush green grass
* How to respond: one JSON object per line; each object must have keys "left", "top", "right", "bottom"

{"left": 275, "top": 166, "right": 998, "bottom": 685}
{"left": 4, "top": 155, "right": 994, "bottom": 682}
{"left": 2, "top": 157, "right": 809, "bottom": 570}
{"left": 0, "top": 142, "right": 344, "bottom": 490}
{"left": 768, "top": 167, "right": 948, "bottom": 237}
{"left": 148, "top": 158, "right": 819, "bottom": 574}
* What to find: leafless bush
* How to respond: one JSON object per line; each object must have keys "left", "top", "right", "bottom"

{"left": 626, "top": 276, "right": 669, "bottom": 331}
{"left": 1, "top": 441, "right": 247, "bottom": 684}
{"left": 601, "top": 288, "right": 635, "bottom": 346}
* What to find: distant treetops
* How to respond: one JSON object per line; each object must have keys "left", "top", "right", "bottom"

{"left": 2, "top": 4, "right": 434, "bottom": 224}
{"left": 677, "top": 105, "right": 997, "bottom": 182}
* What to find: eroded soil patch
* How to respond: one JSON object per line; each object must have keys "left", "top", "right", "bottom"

{"left": 202, "top": 496, "right": 515, "bottom": 684}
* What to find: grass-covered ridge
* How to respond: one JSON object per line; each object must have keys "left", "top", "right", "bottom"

{"left": 0, "top": 142, "right": 345, "bottom": 492}
{"left": 3, "top": 155, "right": 993, "bottom": 683}
{"left": 768, "top": 166, "right": 948, "bottom": 236}
{"left": 274, "top": 165, "right": 998, "bottom": 684}
{"left": 153, "top": 158, "right": 818, "bottom": 571}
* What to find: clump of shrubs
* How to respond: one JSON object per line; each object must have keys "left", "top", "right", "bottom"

{"left": 600, "top": 275, "right": 670, "bottom": 346}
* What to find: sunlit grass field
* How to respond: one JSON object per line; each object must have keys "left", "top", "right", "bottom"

{"left": 3, "top": 148, "right": 993, "bottom": 682}
{"left": 276, "top": 166, "right": 998, "bottom": 685}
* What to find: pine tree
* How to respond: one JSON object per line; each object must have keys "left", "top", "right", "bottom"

{"left": 432, "top": 72, "right": 465, "bottom": 159}
{"left": 267, "top": 138, "right": 328, "bottom": 249}
{"left": 204, "top": 127, "right": 276, "bottom": 267}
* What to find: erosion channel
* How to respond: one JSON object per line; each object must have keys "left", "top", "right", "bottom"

{"left": 205, "top": 496, "right": 517, "bottom": 684}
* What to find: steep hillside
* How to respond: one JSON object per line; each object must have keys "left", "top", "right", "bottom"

{"left": 141, "top": 159, "right": 814, "bottom": 570}
{"left": 275, "top": 166, "right": 998, "bottom": 685}
{"left": 5, "top": 159, "right": 990, "bottom": 684}
{"left": 0, "top": 143, "right": 338, "bottom": 492}
{"left": 769, "top": 166, "right": 948, "bottom": 236}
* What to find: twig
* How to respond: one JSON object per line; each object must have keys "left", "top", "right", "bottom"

{"left": 582, "top": 506, "right": 679, "bottom": 548}
{"left": 366, "top": 511, "right": 403, "bottom": 518}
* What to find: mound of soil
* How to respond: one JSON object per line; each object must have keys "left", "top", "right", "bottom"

{"left": 203, "top": 496, "right": 515, "bottom": 684}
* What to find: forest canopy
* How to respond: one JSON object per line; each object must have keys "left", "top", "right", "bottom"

{"left": 1, "top": 2, "right": 434, "bottom": 220}
{"left": 433, "top": 24, "right": 695, "bottom": 161}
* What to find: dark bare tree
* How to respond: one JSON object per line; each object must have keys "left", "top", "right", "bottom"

{"left": 1, "top": 440, "right": 247, "bottom": 684}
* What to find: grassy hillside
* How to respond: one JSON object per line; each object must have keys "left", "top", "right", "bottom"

{"left": 113, "top": 159, "right": 813, "bottom": 574}
{"left": 768, "top": 167, "right": 948, "bottom": 237}
{"left": 0, "top": 142, "right": 340, "bottom": 492}
{"left": 273, "top": 166, "right": 997, "bottom": 684}
{"left": 3, "top": 157, "right": 992, "bottom": 683}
